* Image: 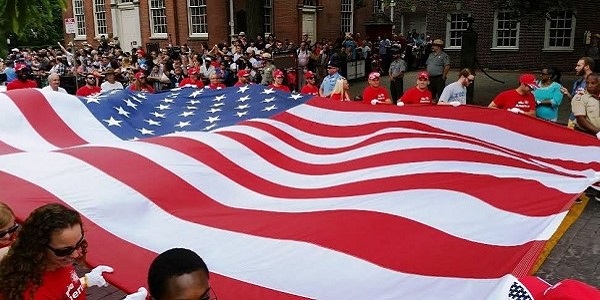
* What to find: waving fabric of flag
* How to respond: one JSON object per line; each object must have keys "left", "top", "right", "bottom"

{"left": 0, "top": 87, "right": 599, "bottom": 299}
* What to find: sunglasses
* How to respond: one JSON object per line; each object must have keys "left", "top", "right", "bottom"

{"left": 200, "top": 287, "right": 218, "bottom": 300}
{"left": 86, "top": 77, "right": 95, "bottom": 80}
{"left": 0, "top": 223, "right": 19, "bottom": 239}
{"left": 47, "top": 233, "right": 86, "bottom": 257}
{"left": 467, "top": 78, "right": 475, "bottom": 83}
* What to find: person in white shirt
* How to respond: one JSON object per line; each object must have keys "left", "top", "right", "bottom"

{"left": 100, "top": 68, "right": 124, "bottom": 92}
{"left": 41, "top": 73, "right": 68, "bottom": 93}
{"left": 438, "top": 68, "right": 474, "bottom": 106}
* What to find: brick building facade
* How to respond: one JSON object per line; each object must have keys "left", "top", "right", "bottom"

{"left": 63, "top": 0, "right": 598, "bottom": 71}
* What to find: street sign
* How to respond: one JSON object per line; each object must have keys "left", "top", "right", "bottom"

{"left": 65, "top": 18, "right": 76, "bottom": 34}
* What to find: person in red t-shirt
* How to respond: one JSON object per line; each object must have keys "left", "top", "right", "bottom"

{"left": 488, "top": 73, "right": 538, "bottom": 116}
{"left": 362, "top": 72, "right": 392, "bottom": 105}
{"left": 206, "top": 71, "right": 227, "bottom": 90}
{"left": 329, "top": 77, "right": 352, "bottom": 101}
{"left": 76, "top": 74, "right": 102, "bottom": 97}
{"left": 398, "top": 71, "right": 433, "bottom": 105}
{"left": 6, "top": 63, "right": 38, "bottom": 91}
{"left": 179, "top": 67, "right": 204, "bottom": 88}
{"left": 0, "top": 204, "right": 113, "bottom": 300}
{"left": 300, "top": 71, "right": 319, "bottom": 96}
{"left": 269, "top": 69, "right": 291, "bottom": 92}
{"left": 234, "top": 69, "right": 252, "bottom": 87}
{"left": 129, "top": 71, "right": 155, "bottom": 93}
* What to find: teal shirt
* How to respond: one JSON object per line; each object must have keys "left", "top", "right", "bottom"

{"left": 533, "top": 81, "right": 563, "bottom": 121}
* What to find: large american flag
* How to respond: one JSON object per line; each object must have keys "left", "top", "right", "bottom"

{"left": 0, "top": 87, "right": 599, "bottom": 299}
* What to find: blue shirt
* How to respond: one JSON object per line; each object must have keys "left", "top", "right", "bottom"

{"left": 534, "top": 81, "right": 563, "bottom": 121}
{"left": 320, "top": 72, "right": 341, "bottom": 97}
{"left": 4, "top": 67, "right": 16, "bottom": 82}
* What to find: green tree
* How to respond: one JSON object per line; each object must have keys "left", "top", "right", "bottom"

{"left": 0, "top": 0, "right": 66, "bottom": 55}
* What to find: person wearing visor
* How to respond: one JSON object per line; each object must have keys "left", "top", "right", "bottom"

{"left": 0, "top": 202, "right": 18, "bottom": 260}
{"left": 0, "top": 204, "right": 113, "bottom": 299}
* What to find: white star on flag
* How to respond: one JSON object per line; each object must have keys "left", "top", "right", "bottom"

{"left": 263, "top": 105, "right": 277, "bottom": 112}
{"left": 175, "top": 121, "right": 191, "bottom": 128}
{"left": 179, "top": 111, "right": 195, "bottom": 117}
{"left": 102, "top": 116, "right": 122, "bottom": 127}
{"left": 123, "top": 99, "right": 138, "bottom": 109}
{"left": 261, "top": 88, "right": 275, "bottom": 95}
{"left": 237, "top": 85, "right": 250, "bottom": 93}
{"left": 237, "top": 95, "right": 251, "bottom": 102}
{"left": 137, "top": 127, "right": 154, "bottom": 135}
{"left": 114, "top": 106, "right": 131, "bottom": 118}
{"left": 262, "top": 97, "right": 276, "bottom": 103}
{"left": 204, "top": 116, "right": 220, "bottom": 123}
{"left": 151, "top": 111, "right": 166, "bottom": 119}
{"left": 143, "top": 119, "right": 161, "bottom": 126}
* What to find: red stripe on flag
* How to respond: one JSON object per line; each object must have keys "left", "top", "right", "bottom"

{"left": 271, "top": 107, "right": 600, "bottom": 172}
{"left": 303, "top": 99, "right": 600, "bottom": 147}
{"left": 5, "top": 89, "right": 87, "bottom": 148}
{"left": 0, "top": 170, "right": 309, "bottom": 299}
{"left": 149, "top": 136, "right": 573, "bottom": 216}
{"left": 0, "top": 139, "right": 22, "bottom": 155}
{"left": 61, "top": 145, "right": 549, "bottom": 278}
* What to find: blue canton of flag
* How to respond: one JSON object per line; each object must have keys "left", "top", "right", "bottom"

{"left": 79, "top": 85, "right": 310, "bottom": 140}
{"left": 508, "top": 281, "right": 534, "bottom": 300}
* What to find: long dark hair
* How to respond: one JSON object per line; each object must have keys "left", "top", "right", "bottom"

{"left": 0, "top": 204, "right": 86, "bottom": 300}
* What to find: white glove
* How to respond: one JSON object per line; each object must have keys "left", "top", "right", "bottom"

{"left": 396, "top": 101, "right": 405, "bottom": 107}
{"left": 123, "top": 287, "right": 148, "bottom": 300}
{"left": 85, "top": 265, "right": 114, "bottom": 287}
{"left": 450, "top": 101, "right": 461, "bottom": 107}
{"left": 370, "top": 99, "right": 379, "bottom": 105}
{"left": 596, "top": 132, "right": 600, "bottom": 140}
{"left": 508, "top": 108, "right": 524, "bottom": 114}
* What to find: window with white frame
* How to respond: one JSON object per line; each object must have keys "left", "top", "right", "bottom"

{"left": 149, "top": 0, "right": 167, "bottom": 37}
{"left": 72, "top": 0, "right": 86, "bottom": 38}
{"left": 492, "top": 11, "right": 519, "bottom": 49}
{"left": 341, "top": 0, "right": 353, "bottom": 34}
{"left": 544, "top": 10, "right": 575, "bottom": 50}
{"left": 188, "top": 0, "right": 208, "bottom": 38}
{"left": 446, "top": 12, "right": 470, "bottom": 48}
{"left": 94, "top": 0, "right": 107, "bottom": 36}
{"left": 264, "top": 0, "right": 273, "bottom": 35}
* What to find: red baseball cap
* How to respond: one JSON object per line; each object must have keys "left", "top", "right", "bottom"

{"left": 520, "top": 74, "right": 540, "bottom": 89}
{"left": 519, "top": 276, "right": 600, "bottom": 300}
{"left": 188, "top": 67, "right": 199, "bottom": 75}
{"left": 273, "top": 69, "right": 284, "bottom": 78}
{"left": 237, "top": 69, "right": 250, "bottom": 77}
{"left": 14, "top": 63, "right": 28, "bottom": 72}
{"left": 544, "top": 279, "right": 600, "bottom": 300}
{"left": 417, "top": 71, "right": 430, "bottom": 80}
{"left": 136, "top": 49, "right": 145, "bottom": 56}
{"left": 135, "top": 71, "right": 146, "bottom": 80}
{"left": 368, "top": 72, "right": 380, "bottom": 80}
{"left": 304, "top": 71, "right": 315, "bottom": 80}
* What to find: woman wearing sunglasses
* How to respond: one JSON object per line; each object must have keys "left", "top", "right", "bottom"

{"left": 0, "top": 204, "right": 113, "bottom": 300}
{"left": 0, "top": 202, "right": 19, "bottom": 260}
